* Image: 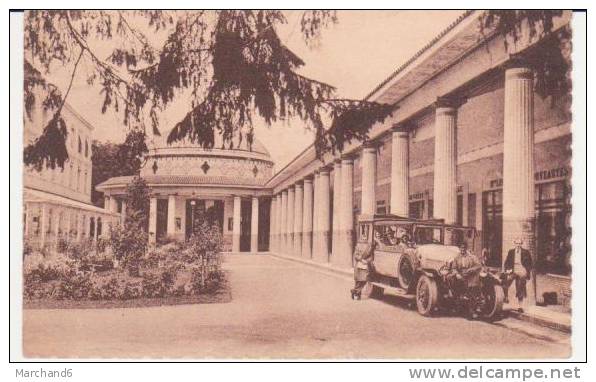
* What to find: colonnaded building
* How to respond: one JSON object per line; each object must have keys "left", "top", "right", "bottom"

{"left": 98, "top": 10, "right": 573, "bottom": 307}
{"left": 24, "top": 103, "right": 120, "bottom": 247}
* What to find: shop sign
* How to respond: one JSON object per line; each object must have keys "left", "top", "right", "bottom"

{"left": 488, "top": 166, "right": 569, "bottom": 189}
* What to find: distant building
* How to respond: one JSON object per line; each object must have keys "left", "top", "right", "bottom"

{"left": 97, "top": 135, "right": 274, "bottom": 252}
{"left": 23, "top": 103, "right": 119, "bottom": 248}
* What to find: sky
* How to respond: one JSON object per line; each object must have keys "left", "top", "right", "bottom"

{"left": 51, "top": 10, "right": 465, "bottom": 171}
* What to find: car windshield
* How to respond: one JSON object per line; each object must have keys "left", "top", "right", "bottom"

{"left": 445, "top": 227, "right": 475, "bottom": 248}
{"left": 414, "top": 225, "right": 443, "bottom": 245}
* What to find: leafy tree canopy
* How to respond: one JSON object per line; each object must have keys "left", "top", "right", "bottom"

{"left": 24, "top": 11, "right": 569, "bottom": 171}
{"left": 24, "top": 10, "right": 392, "bottom": 170}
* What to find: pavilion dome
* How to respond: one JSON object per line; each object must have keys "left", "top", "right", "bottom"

{"left": 135, "top": 131, "right": 274, "bottom": 188}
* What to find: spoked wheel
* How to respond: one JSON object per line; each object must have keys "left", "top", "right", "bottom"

{"left": 480, "top": 283, "right": 504, "bottom": 320}
{"left": 416, "top": 275, "right": 438, "bottom": 316}
{"left": 398, "top": 255, "right": 415, "bottom": 290}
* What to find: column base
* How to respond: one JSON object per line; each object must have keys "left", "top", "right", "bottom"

{"left": 301, "top": 232, "right": 313, "bottom": 259}
{"left": 293, "top": 233, "right": 303, "bottom": 257}
{"left": 313, "top": 231, "right": 330, "bottom": 263}
{"left": 335, "top": 230, "right": 355, "bottom": 268}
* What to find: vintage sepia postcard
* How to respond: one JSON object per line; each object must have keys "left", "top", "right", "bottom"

{"left": 12, "top": 9, "right": 584, "bottom": 362}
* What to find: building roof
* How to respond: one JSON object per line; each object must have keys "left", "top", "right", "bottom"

{"left": 24, "top": 188, "right": 118, "bottom": 215}
{"left": 97, "top": 174, "right": 270, "bottom": 190}
{"left": 148, "top": 131, "right": 271, "bottom": 159}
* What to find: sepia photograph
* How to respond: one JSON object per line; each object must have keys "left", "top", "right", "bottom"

{"left": 9, "top": 7, "right": 587, "bottom": 364}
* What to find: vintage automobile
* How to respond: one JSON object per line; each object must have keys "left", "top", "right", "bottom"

{"left": 353, "top": 214, "right": 504, "bottom": 319}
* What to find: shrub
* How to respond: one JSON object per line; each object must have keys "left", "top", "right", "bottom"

{"left": 109, "top": 222, "right": 147, "bottom": 275}
{"left": 57, "top": 270, "right": 93, "bottom": 300}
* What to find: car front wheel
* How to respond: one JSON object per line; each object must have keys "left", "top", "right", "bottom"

{"left": 416, "top": 275, "right": 438, "bottom": 316}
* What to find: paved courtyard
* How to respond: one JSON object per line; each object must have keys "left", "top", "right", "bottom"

{"left": 23, "top": 254, "right": 570, "bottom": 359}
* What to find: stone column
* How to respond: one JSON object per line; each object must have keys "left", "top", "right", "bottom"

{"left": 167, "top": 195, "right": 176, "bottom": 237}
{"left": 361, "top": 143, "right": 377, "bottom": 215}
{"left": 276, "top": 195, "right": 281, "bottom": 252}
{"left": 94, "top": 215, "right": 99, "bottom": 241}
{"left": 76, "top": 213, "right": 82, "bottom": 242}
{"left": 312, "top": 171, "right": 320, "bottom": 257}
{"left": 39, "top": 204, "right": 47, "bottom": 247}
{"left": 331, "top": 159, "right": 342, "bottom": 263}
{"left": 250, "top": 197, "right": 259, "bottom": 253}
{"left": 302, "top": 177, "right": 314, "bottom": 259}
{"left": 54, "top": 208, "right": 62, "bottom": 240}
{"left": 24, "top": 203, "right": 31, "bottom": 237}
{"left": 391, "top": 126, "right": 410, "bottom": 216}
{"left": 287, "top": 186, "right": 295, "bottom": 255}
{"left": 148, "top": 197, "right": 157, "bottom": 245}
{"left": 269, "top": 196, "right": 277, "bottom": 252}
{"left": 280, "top": 190, "right": 288, "bottom": 253}
{"left": 121, "top": 199, "right": 127, "bottom": 224}
{"left": 65, "top": 209, "right": 72, "bottom": 239}
{"left": 502, "top": 65, "right": 536, "bottom": 304}
{"left": 232, "top": 196, "right": 241, "bottom": 252}
{"left": 293, "top": 182, "right": 303, "bottom": 257}
{"left": 338, "top": 157, "right": 355, "bottom": 268}
{"left": 314, "top": 167, "right": 331, "bottom": 263}
{"left": 277, "top": 194, "right": 283, "bottom": 252}
{"left": 433, "top": 99, "right": 458, "bottom": 224}
{"left": 109, "top": 196, "right": 118, "bottom": 213}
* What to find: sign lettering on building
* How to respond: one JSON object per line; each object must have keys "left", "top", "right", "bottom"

{"left": 488, "top": 166, "right": 569, "bottom": 189}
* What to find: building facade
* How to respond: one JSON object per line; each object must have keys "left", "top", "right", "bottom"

{"left": 24, "top": 103, "right": 120, "bottom": 248}
{"left": 267, "top": 11, "right": 572, "bottom": 306}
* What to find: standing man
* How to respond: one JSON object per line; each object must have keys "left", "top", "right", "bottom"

{"left": 503, "top": 238, "right": 533, "bottom": 312}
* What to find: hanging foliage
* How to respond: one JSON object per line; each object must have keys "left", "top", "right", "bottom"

{"left": 480, "top": 10, "right": 571, "bottom": 101}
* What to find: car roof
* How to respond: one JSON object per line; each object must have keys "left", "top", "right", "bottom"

{"left": 357, "top": 213, "right": 474, "bottom": 229}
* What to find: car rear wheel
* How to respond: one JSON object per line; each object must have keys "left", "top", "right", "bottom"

{"left": 416, "top": 275, "right": 438, "bottom": 316}
{"left": 398, "top": 254, "right": 416, "bottom": 290}
{"left": 481, "top": 283, "right": 504, "bottom": 320}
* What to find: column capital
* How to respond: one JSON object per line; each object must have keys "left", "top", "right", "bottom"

{"left": 435, "top": 96, "right": 466, "bottom": 112}
{"left": 302, "top": 175, "right": 313, "bottom": 183}
{"left": 340, "top": 152, "right": 356, "bottom": 161}
{"left": 294, "top": 181, "right": 303, "bottom": 189}
{"left": 333, "top": 158, "right": 342, "bottom": 165}
{"left": 504, "top": 61, "right": 534, "bottom": 80}
{"left": 362, "top": 140, "right": 379, "bottom": 150}
{"left": 391, "top": 123, "right": 410, "bottom": 134}
{"left": 319, "top": 166, "right": 331, "bottom": 175}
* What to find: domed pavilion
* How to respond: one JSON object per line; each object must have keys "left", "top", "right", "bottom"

{"left": 96, "top": 133, "right": 274, "bottom": 252}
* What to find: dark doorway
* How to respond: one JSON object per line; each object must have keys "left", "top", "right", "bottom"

{"left": 156, "top": 199, "right": 168, "bottom": 241}
{"left": 206, "top": 200, "right": 225, "bottom": 235}
{"left": 240, "top": 200, "right": 252, "bottom": 252}
{"left": 482, "top": 190, "right": 503, "bottom": 267}
{"left": 258, "top": 198, "right": 271, "bottom": 252}
{"left": 185, "top": 199, "right": 206, "bottom": 239}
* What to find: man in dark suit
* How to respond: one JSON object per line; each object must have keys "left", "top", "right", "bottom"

{"left": 503, "top": 238, "right": 533, "bottom": 312}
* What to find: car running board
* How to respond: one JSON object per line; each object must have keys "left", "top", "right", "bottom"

{"left": 369, "top": 282, "right": 415, "bottom": 300}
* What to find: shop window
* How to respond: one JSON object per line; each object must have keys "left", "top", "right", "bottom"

{"left": 376, "top": 200, "right": 386, "bottom": 214}
{"left": 536, "top": 181, "right": 571, "bottom": 275}
{"left": 482, "top": 190, "right": 503, "bottom": 267}
{"left": 456, "top": 195, "right": 463, "bottom": 226}
{"left": 468, "top": 193, "right": 477, "bottom": 228}
{"left": 428, "top": 199, "right": 433, "bottom": 219}
{"left": 409, "top": 201, "right": 424, "bottom": 219}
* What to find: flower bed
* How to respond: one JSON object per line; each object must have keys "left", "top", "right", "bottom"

{"left": 23, "top": 221, "right": 228, "bottom": 308}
